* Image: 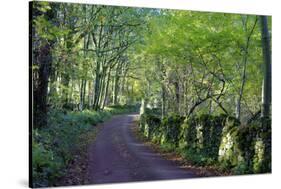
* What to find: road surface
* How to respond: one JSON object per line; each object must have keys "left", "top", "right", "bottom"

{"left": 86, "top": 114, "right": 197, "bottom": 184}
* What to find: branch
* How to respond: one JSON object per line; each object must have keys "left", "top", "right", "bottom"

{"left": 247, "top": 109, "right": 261, "bottom": 125}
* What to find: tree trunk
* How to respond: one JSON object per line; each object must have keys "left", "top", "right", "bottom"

{"left": 113, "top": 68, "right": 120, "bottom": 105}
{"left": 83, "top": 80, "right": 87, "bottom": 108}
{"left": 88, "top": 80, "right": 92, "bottom": 108}
{"left": 174, "top": 81, "right": 180, "bottom": 114}
{"left": 33, "top": 43, "right": 52, "bottom": 128}
{"left": 260, "top": 16, "right": 271, "bottom": 118}
{"left": 235, "top": 96, "right": 241, "bottom": 120}
{"left": 209, "top": 100, "right": 213, "bottom": 115}
{"left": 93, "top": 61, "right": 101, "bottom": 110}
{"left": 161, "top": 83, "right": 166, "bottom": 119}
{"left": 101, "top": 68, "right": 111, "bottom": 109}
{"left": 80, "top": 31, "right": 89, "bottom": 110}
{"left": 98, "top": 71, "right": 106, "bottom": 108}
{"left": 236, "top": 16, "right": 257, "bottom": 120}
{"left": 140, "top": 98, "right": 147, "bottom": 116}
{"left": 79, "top": 79, "right": 86, "bottom": 111}
{"left": 32, "top": 2, "right": 56, "bottom": 128}
{"left": 236, "top": 54, "right": 248, "bottom": 120}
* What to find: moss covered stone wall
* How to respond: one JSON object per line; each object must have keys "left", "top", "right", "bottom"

{"left": 139, "top": 111, "right": 271, "bottom": 174}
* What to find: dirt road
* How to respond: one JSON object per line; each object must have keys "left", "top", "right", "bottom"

{"left": 86, "top": 114, "right": 197, "bottom": 184}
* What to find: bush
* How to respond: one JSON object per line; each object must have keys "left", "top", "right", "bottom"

{"left": 104, "top": 104, "right": 140, "bottom": 114}
{"left": 145, "top": 107, "right": 162, "bottom": 116}
{"left": 183, "top": 148, "right": 214, "bottom": 166}
{"left": 32, "top": 137, "right": 64, "bottom": 187}
{"left": 32, "top": 110, "right": 105, "bottom": 187}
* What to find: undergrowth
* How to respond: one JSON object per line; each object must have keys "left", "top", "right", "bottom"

{"left": 32, "top": 105, "right": 137, "bottom": 187}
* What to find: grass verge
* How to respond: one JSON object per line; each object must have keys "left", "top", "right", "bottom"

{"left": 32, "top": 105, "right": 138, "bottom": 187}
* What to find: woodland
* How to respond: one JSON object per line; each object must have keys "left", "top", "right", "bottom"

{"left": 31, "top": 1, "right": 271, "bottom": 187}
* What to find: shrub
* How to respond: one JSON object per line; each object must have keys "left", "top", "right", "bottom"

{"left": 105, "top": 104, "right": 140, "bottom": 114}
{"left": 32, "top": 110, "right": 102, "bottom": 187}
{"left": 32, "top": 136, "right": 64, "bottom": 187}
{"left": 145, "top": 107, "right": 161, "bottom": 116}
{"left": 183, "top": 148, "right": 214, "bottom": 166}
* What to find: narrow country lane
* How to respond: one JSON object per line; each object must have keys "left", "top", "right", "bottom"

{"left": 86, "top": 114, "right": 197, "bottom": 184}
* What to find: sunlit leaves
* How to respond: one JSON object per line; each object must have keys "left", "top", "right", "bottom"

{"left": 132, "top": 10, "right": 267, "bottom": 117}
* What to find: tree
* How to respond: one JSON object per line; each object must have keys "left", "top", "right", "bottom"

{"left": 260, "top": 16, "right": 271, "bottom": 118}
{"left": 31, "top": 2, "right": 270, "bottom": 124}
{"left": 32, "top": 1, "right": 57, "bottom": 128}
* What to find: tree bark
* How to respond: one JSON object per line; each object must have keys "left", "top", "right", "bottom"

{"left": 260, "top": 16, "right": 272, "bottom": 118}
{"left": 32, "top": 2, "right": 55, "bottom": 128}
{"left": 113, "top": 63, "right": 122, "bottom": 105}
{"left": 161, "top": 83, "right": 166, "bottom": 119}
{"left": 79, "top": 79, "right": 87, "bottom": 110}
{"left": 98, "top": 70, "right": 106, "bottom": 108}
{"left": 33, "top": 43, "right": 52, "bottom": 128}
{"left": 93, "top": 61, "right": 101, "bottom": 110}
{"left": 101, "top": 68, "right": 112, "bottom": 109}
{"left": 174, "top": 80, "right": 180, "bottom": 114}
{"left": 236, "top": 16, "right": 257, "bottom": 120}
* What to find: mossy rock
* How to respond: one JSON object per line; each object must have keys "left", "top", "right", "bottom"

{"left": 219, "top": 116, "right": 271, "bottom": 174}
{"left": 218, "top": 116, "right": 243, "bottom": 169}
{"left": 161, "top": 114, "right": 185, "bottom": 146}
{"left": 140, "top": 112, "right": 161, "bottom": 139}
{"left": 182, "top": 114, "right": 228, "bottom": 160}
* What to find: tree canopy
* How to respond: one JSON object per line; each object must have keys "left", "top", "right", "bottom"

{"left": 32, "top": 2, "right": 271, "bottom": 128}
